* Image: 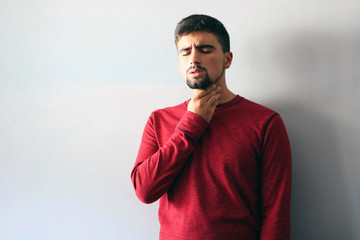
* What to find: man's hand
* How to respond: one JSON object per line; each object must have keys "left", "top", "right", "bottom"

{"left": 187, "top": 84, "right": 221, "bottom": 123}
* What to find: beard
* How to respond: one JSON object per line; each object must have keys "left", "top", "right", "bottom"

{"left": 186, "top": 64, "right": 225, "bottom": 89}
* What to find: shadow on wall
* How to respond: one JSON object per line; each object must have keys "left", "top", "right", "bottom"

{"left": 262, "top": 31, "right": 360, "bottom": 240}
{"left": 277, "top": 105, "right": 353, "bottom": 240}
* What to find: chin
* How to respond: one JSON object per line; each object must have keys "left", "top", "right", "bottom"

{"left": 186, "top": 76, "right": 213, "bottom": 89}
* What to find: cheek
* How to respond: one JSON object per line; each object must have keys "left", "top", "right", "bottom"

{"left": 207, "top": 58, "right": 224, "bottom": 75}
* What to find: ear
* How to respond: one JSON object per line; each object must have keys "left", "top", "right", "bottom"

{"left": 224, "top": 51, "right": 233, "bottom": 69}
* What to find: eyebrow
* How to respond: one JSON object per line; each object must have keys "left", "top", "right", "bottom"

{"left": 179, "top": 44, "right": 216, "bottom": 53}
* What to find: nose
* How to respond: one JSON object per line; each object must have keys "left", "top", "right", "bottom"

{"left": 190, "top": 47, "right": 200, "bottom": 65}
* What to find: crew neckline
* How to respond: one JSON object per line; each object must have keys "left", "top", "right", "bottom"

{"left": 215, "top": 95, "right": 243, "bottom": 111}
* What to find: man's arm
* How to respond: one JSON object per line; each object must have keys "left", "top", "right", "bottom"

{"left": 131, "top": 85, "right": 221, "bottom": 203}
{"left": 260, "top": 114, "right": 292, "bottom": 240}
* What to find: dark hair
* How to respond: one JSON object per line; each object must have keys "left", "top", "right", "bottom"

{"left": 174, "top": 14, "right": 230, "bottom": 53}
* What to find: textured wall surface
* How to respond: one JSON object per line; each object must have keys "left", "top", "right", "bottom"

{"left": 1, "top": 0, "right": 359, "bottom": 239}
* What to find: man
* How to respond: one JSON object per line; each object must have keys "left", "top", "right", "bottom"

{"left": 131, "top": 14, "right": 291, "bottom": 240}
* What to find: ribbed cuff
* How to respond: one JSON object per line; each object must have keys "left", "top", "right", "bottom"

{"left": 176, "top": 111, "right": 209, "bottom": 139}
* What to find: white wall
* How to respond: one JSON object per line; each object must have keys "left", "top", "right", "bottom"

{"left": 1, "top": 0, "right": 359, "bottom": 239}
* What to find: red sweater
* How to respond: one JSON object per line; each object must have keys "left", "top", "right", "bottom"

{"left": 131, "top": 96, "right": 291, "bottom": 240}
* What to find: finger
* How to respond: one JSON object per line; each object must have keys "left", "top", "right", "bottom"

{"left": 209, "top": 99, "right": 219, "bottom": 112}
{"left": 208, "top": 92, "right": 220, "bottom": 105}
{"left": 204, "top": 87, "right": 221, "bottom": 103}
{"left": 199, "top": 87, "right": 221, "bottom": 103}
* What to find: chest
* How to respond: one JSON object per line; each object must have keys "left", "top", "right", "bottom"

{"left": 156, "top": 114, "right": 263, "bottom": 174}
{"left": 195, "top": 121, "right": 261, "bottom": 171}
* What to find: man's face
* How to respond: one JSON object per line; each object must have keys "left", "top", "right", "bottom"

{"left": 176, "top": 31, "right": 232, "bottom": 89}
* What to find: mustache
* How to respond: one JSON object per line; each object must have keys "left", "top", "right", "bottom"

{"left": 186, "top": 64, "right": 207, "bottom": 73}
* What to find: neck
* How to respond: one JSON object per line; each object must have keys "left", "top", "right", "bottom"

{"left": 214, "top": 79, "right": 236, "bottom": 104}
{"left": 191, "top": 78, "right": 236, "bottom": 104}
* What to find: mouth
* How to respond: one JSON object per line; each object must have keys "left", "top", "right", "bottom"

{"left": 188, "top": 68, "right": 205, "bottom": 78}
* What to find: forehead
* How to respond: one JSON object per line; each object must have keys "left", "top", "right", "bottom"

{"left": 176, "top": 31, "right": 220, "bottom": 48}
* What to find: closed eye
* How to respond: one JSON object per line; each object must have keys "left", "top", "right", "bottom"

{"left": 179, "top": 44, "right": 216, "bottom": 56}
{"left": 182, "top": 50, "right": 191, "bottom": 56}
{"left": 199, "top": 48, "right": 213, "bottom": 53}
{"left": 179, "top": 47, "right": 191, "bottom": 56}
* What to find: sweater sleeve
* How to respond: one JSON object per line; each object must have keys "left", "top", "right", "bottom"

{"left": 131, "top": 111, "right": 208, "bottom": 204}
{"left": 260, "top": 114, "right": 292, "bottom": 240}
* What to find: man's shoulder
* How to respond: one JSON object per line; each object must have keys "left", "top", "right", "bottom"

{"left": 226, "top": 96, "right": 278, "bottom": 120}
{"left": 230, "top": 97, "right": 282, "bottom": 129}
